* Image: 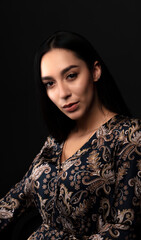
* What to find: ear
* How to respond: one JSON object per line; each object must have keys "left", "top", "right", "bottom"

{"left": 92, "top": 61, "right": 101, "bottom": 82}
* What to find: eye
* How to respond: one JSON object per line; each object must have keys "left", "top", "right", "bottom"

{"left": 66, "top": 73, "right": 78, "bottom": 80}
{"left": 44, "top": 81, "right": 54, "bottom": 89}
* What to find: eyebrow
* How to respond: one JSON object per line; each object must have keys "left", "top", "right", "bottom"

{"left": 41, "top": 65, "right": 79, "bottom": 81}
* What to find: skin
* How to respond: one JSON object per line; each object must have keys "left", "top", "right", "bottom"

{"left": 40, "top": 48, "right": 116, "bottom": 161}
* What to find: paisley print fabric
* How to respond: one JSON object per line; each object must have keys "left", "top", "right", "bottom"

{"left": 0, "top": 115, "right": 141, "bottom": 239}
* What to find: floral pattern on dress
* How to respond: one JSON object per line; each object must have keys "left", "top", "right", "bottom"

{"left": 0, "top": 115, "right": 141, "bottom": 239}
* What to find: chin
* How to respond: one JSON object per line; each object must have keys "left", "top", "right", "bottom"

{"left": 65, "top": 111, "right": 84, "bottom": 121}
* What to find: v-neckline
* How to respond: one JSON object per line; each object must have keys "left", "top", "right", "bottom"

{"left": 59, "top": 114, "right": 121, "bottom": 166}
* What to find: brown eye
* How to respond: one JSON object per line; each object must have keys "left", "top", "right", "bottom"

{"left": 67, "top": 73, "right": 78, "bottom": 79}
{"left": 44, "top": 81, "right": 54, "bottom": 89}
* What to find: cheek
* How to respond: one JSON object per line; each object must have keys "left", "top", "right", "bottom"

{"left": 47, "top": 91, "right": 59, "bottom": 106}
{"left": 73, "top": 78, "right": 94, "bottom": 98}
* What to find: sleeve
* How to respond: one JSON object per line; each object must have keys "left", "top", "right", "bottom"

{"left": 88, "top": 119, "right": 141, "bottom": 240}
{"left": 27, "top": 223, "right": 79, "bottom": 240}
{"left": 0, "top": 138, "right": 49, "bottom": 232}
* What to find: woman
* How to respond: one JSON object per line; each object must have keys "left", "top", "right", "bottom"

{"left": 0, "top": 31, "right": 141, "bottom": 239}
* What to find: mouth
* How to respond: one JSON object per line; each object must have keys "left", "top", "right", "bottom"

{"left": 62, "top": 101, "right": 79, "bottom": 112}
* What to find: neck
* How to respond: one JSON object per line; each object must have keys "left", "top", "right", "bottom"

{"left": 74, "top": 93, "right": 116, "bottom": 136}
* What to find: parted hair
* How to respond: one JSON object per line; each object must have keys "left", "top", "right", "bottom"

{"left": 34, "top": 31, "right": 131, "bottom": 143}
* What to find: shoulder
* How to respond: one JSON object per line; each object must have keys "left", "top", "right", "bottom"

{"left": 102, "top": 115, "right": 141, "bottom": 161}
{"left": 113, "top": 116, "right": 141, "bottom": 164}
{"left": 42, "top": 135, "right": 59, "bottom": 150}
{"left": 100, "top": 115, "right": 141, "bottom": 146}
{"left": 119, "top": 115, "right": 140, "bottom": 130}
{"left": 115, "top": 116, "right": 141, "bottom": 144}
{"left": 108, "top": 115, "right": 140, "bottom": 131}
{"left": 26, "top": 136, "right": 61, "bottom": 177}
{"left": 104, "top": 115, "right": 141, "bottom": 141}
{"left": 32, "top": 135, "right": 62, "bottom": 165}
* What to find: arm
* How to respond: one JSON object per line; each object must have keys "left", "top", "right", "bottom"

{"left": 0, "top": 138, "right": 49, "bottom": 231}
{"left": 88, "top": 118, "right": 141, "bottom": 240}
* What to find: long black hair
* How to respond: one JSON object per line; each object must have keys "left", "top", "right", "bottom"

{"left": 34, "top": 31, "right": 131, "bottom": 143}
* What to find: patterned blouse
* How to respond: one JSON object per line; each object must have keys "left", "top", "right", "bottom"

{"left": 0, "top": 115, "right": 141, "bottom": 240}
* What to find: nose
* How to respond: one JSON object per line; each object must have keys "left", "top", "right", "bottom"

{"left": 58, "top": 82, "right": 71, "bottom": 99}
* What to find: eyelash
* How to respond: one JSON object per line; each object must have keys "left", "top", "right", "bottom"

{"left": 44, "top": 81, "right": 54, "bottom": 89}
{"left": 66, "top": 73, "right": 78, "bottom": 79}
{"left": 43, "top": 73, "right": 78, "bottom": 89}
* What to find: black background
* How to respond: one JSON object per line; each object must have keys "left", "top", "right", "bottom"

{"left": 0, "top": 0, "right": 141, "bottom": 239}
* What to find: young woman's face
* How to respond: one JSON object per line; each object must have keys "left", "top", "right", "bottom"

{"left": 40, "top": 48, "right": 101, "bottom": 121}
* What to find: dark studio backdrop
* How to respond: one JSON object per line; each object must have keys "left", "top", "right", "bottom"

{"left": 0, "top": 0, "right": 141, "bottom": 239}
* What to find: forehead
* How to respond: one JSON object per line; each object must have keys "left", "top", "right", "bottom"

{"left": 40, "top": 48, "right": 85, "bottom": 76}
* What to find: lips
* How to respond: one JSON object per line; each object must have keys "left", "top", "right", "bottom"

{"left": 63, "top": 102, "right": 78, "bottom": 108}
{"left": 62, "top": 101, "right": 79, "bottom": 112}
